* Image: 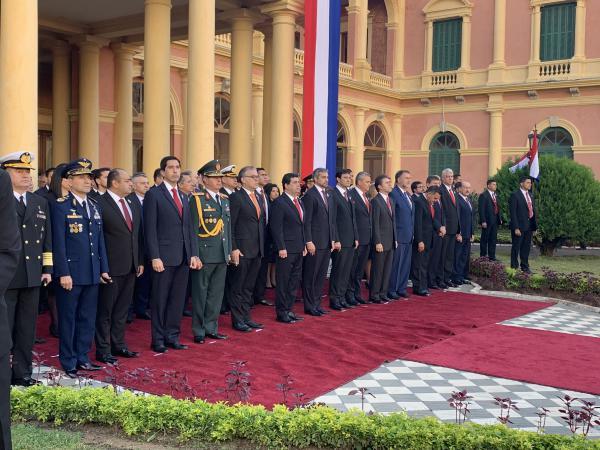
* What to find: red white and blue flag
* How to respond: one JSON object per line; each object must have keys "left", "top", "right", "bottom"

{"left": 302, "top": 0, "right": 341, "bottom": 184}
{"left": 510, "top": 130, "right": 540, "bottom": 179}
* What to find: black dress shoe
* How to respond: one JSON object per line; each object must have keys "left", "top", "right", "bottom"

{"left": 113, "top": 348, "right": 139, "bottom": 358}
{"left": 346, "top": 299, "right": 359, "bottom": 306}
{"left": 438, "top": 282, "right": 449, "bottom": 289}
{"left": 151, "top": 344, "right": 168, "bottom": 353}
{"left": 166, "top": 342, "right": 188, "bottom": 350}
{"left": 96, "top": 354, "right": 118, "bottom": 364}
{"left": 65, "top": 369, "right": 79, "bottom": 379}
{"left": 398, "top": 292, "right": 409, "bottom": 299}
{"left": 355, "top": 297, "right": 367, "bottom": 305}
{"left": 288, "top": 313, "right": 304, "bottom": 321}
{"left": 257, "top": 299, "right": 274, "bottom": 306}
{"left": 369, "top": 298, "right": 383, "bottom": 304}
{"left": 206, "top": 333, "right": 228, "bottom": 340}
{"left": 183, "top": 310, "right": 193, "bottom": 317}
{"left": 49, "top": 324, "right": 59, "bottom": 338}
{"left": 34, "top": 337, "right": 46, "bottom": 344}
{"left": 305, "top": 310, "right": 323, "bottom": 317}
{"left": 317, "top": 308, "right": 329, "bottom": 314}
{"left": 233, "top": 323, "right": 252, "bottom": 332}
{"left": 126, "top": 317, "right": 133, "bottom": 324}
{"left": 194, "top": 336, "right": 205, "bottom": 344}
{"left": 330, "top": 303, "right": 343, "bottom": 311}
{"left": 340, "top": 301, "right": 354, "bottom": 308}
{"left": 77, "top": 362, "right": 102, "bottom": 371}
{"left": 136, "top": 312, "right": 151, "bottom": 320}
{"left": 12, "top": 377, "right": 41, "bottom": 387}
{"left": 276, "top": 316, "right": 294, "bottom": 324}
{"left": 428, "top": 284, "right": 441, "bottom": 290}
{"left": 414, "top": 290, "right": 431, "bottom": 297}
{"left": 380, "top": 296, "right": 391, "bottom": 303}
{"left": 245, "top": 321, "right": 263, "bottom": 329}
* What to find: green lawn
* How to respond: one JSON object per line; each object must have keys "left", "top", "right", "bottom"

{"left": 12, "top": 424, "right": 92, "bottom": 450}
{"left": 494, "top": 252, "right": 600, "bottom": 276}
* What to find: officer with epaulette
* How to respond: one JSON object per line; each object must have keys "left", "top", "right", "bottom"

{"left": 0, "top": 152, "right": 52, "bottom": 386}
{"left": 189, "top": 160, "right": 232, "bottom": 344}
{"left": 51, "top": 158, "right": 110, "bottom": 378}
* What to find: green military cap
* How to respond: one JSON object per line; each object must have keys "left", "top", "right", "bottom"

{"left": 198, "top": 159, "right": 222, "bottom": 177}
{"left": 220, "top": 164, "right": 237, "bottom": 178}
{"left": 0, "top": 151, "right": 35, "bottom": 170}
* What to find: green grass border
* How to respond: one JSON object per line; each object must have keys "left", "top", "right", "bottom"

{"left": 11, "top": 386, "right": 600, "bottom": 449}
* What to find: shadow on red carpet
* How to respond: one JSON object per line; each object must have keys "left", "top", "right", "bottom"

{"left": 35, "top": 290, "right": 550, "bottom": 407}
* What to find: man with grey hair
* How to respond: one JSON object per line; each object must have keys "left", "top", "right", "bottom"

{"left": 178, "top": 170, "right": 195, "bottom": 198}
{"left": 439, "top": 168, "right": 462, "bottom": 288}
{"left": 453, "top": 181, "right": 474, "bottom": 284}
{"left": 348, "top": 171, "right": 372, "bottom": 304}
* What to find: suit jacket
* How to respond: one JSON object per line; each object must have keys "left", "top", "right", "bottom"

{"left": 331, "top": 187, "right": 358, "bottom": 248}
{"left": 302, "top": 186, "right": 338, "bottom": 249}
{"left": 457, "top": 195, "right": 475, "bottom": 238}
{"left": 143, "top": 182, "right": 198, "bottom": 267}
{"left": 390, "top": 186, "right": 414, "bottom": 244}
{"left": 432, "top": 199, "right": 445, "bottom": 233}
{"left": 34, "top": 185, "right": 55, "bottom": 203}
{"left": 509, "top": 189, "right": 537, "bottom": 232}
{"left": 229, "top": 188, "right": 265, "bottom": 259}
{"left": 99, "top": 192, "right": 144, "bottom": 277}
{"left": 413, "top": 196, "right": 434, "bottom": 249}
{"left": 269, "top": 194, "right": 305, "bottom": 254}
{"left": 0, "top": 169, "right": 21, "bottom": 356}
{"left": 9, "top": 192, "right": 52, "bottom": 289}
{"left": 349, "top": 188, "right": 371, "bottom": 246}
{"left": 127, "top": 192, "right": 144, "bottom": 211}
{"left": 371, "top": 194, "right": 396, "bottom": 251}
{"left": 478, "top": 190, "right": 502, "bottom": 226}
{"left": 440, "top": 184, "right": 460, "bottom": 235}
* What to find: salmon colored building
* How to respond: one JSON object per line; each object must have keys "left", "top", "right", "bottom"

{"left": 1, "top": 0, "right": 599, "bottom": 190}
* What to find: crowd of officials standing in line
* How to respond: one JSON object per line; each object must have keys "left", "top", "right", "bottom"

{"left": 0, "top": 151, "right": 538, "bottom": 450}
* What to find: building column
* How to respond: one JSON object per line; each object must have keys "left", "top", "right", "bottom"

{"left": 76, "top": 36, "right": 105, "bottom": 165}
{"left": 348, "top": 107, "right": 366, "bottom": 174}
{"left": 390, "top": 115, "right": 402, "bottom": 171}
{"left": 180, "top": 70, "right": 188, "bottom": 168}
{"left": 488, "top": 0, "right": 506, "bottom": 83}
{"left": 390, "top": 0, "right": 406, "bottom": 88}
{"left": 112, "top": 44, "right": 136, "bottom": 173}
{"left": 261, "top": 28, "right": 273, "bottom": 169}
{"left": 530, "top": 5, "right": 541, "bottom": 64}
{"left": 52, "top": 40, "right": 71, "bottom": 165}
{"left": 487, "top": 94, "right": 504, "bottom": 177}
{"left": 262, "top": 3, "right": 300, "bottom": 180}
{"left": 143, "top": 0, "right": 171, "bottom": 177}
{"left": 228, "top": 10, "right": 256, "bottom": 168}
{"left": 0, "top": 0, "right": 38, "bottom": 162}
{"left": 574, "top": 0, "right": 586, "bottom": 59}
{"left": 187, "top": 0, "right": 215, "bottom": 170}
{"left": 252, "top": 84, "right": 263, "bottom": 167}
{"left": 349, "top": 0, "right": 371, "bottom": 81}
{"left": 460, "top": 15, "right": 471, "bottom": 71}
{"left": 424, "top": 21, "right": 434, "bottom": 73}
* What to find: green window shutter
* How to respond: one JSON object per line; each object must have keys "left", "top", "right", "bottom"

{"left": 432, "top": 18, "right": 462, "bottom": 72}
{"left": 429, "top": 132, "right": 461, "bottom": 175}
{"left": 540, "top": 2, "right": 576, "bottom": 61}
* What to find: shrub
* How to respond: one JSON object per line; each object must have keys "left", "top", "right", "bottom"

{"left": 11, "top": 386, "right": 599, "bottom": 449}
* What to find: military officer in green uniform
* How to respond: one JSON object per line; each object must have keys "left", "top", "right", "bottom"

{"left": 190, "top": 160, "right": 232, "bottom": 344}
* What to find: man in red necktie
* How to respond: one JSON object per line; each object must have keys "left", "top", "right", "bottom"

{"left": 509, "top": 176, "right": 537, "bottom": 273}
{"left": 478, "top": 179, "right": 503, "bottom": 261}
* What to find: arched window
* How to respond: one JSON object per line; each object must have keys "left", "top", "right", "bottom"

{"left": 363, "top": 122, "right": 386, "bottom": 176}
{"left": 428, "top": 131, "right": 460, "bottom": 175}
{"left": 293, "top": 116, "right": 301, "bottom": 174}
{"left": 336, "top": 118, "right": 348, "bottom": 171}
{"left": 539, "top": 127, "right": 573, "bottom": 159}
{"left": 214, "top": 95, "right": 230, "bottom": 164}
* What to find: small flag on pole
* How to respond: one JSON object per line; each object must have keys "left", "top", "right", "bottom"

{"left": 510, "top": 130, "right": 540, "bottom": 179}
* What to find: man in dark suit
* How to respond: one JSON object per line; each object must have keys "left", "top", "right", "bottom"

{"left": 34, "top": 166, "right": 55, "bottom": 202}
{"left": 302, "top": 168, "right": 339, "bottom": 316}
{"left": 0, "top": 167, "right": 21, "bottom": 450}
{"left": 440, "top": 168, "right": 461, "bottom": 287}
{"left": 270, "top": 173, "right": 306, "bottom": 323}
{"left": 89, "top": 167, "right": 109, "bottom": 200}
{"left": 388, "top": 170, "right": 414, "bottom": 299}
{"left": 509, "top": 176, "right": 537, "bottom": 273}
{"left": 370, "top": 175, "right": 396, "bottom": 303}
{"left": 348, "top": 172, "right": 372, "bottom": 304}
{"left": 252, "top": 167, "right": 273, "bottom": 307}
{"left": 229, "top": 166, "right": 266, "bottom": 331}
{"left": 478, "top": 179, "right": 502, "bottom": 260}
{"left": 95, "top": 169, "right": 144, "bottom": 363}
{"left": 453, "top": 181, "right": 475, "bottom": 284}
{"left": 0, "top": 153, "right": 52, "bottom": 387}
{"left": 412, "top": 187, "right": 441, "bottom": 296}
{"left": 144, "top": 156, "right": 201, "bottom": 352}
{"left": 424, "top": 176, "right": 446, "bottom": 289}
{"left": 52, "top": 159, "right": 110, "bottom": 377}
{"left": 329, "top": 169, "right": 358, "bottom": 310}
{"left": 218, "top": 165, "right": 238, "bottom": 316}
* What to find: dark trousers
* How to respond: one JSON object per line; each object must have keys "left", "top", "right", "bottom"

{"left": 428, "top": 234, "right": 444, "bottom": 286}
{"left": 453, "top": 237, "right": 472, "bottom": 282}
{"left": 388, "top": 242, "right": 412, "bottom": 296}
{"left": 56, "top": 284, "right": 98, "bottom": 371}
{"left": 349, "top": 244, "right": 370, "bottom": 301}
{"left": 412, "top": 245, "right": 430, "bottom": 292}
{"left": 329, "top": 246, "right": 355, "bottom": 305}
{"left": 131, "top": 264, "right": 151, "bottom": 316}
{"left": 480, "top": 224, "right": 498, "bottom": 259}
{"left": 229, "top": 256, "right": 261, "bottom": 326}
{"left": 511, "top": 230, "right": 532, "bottom": 271}
{"left": 0, "top": 349, "right": 10, "bottom": 450}
{"left": 369, "top": 248, "right": 393, "bottom": 301}
{"left": 191, "top": 262, "right": 226, "bottom": 338}
{"left": 252, "top": 257, "right": 268, "bottom": 303}
{"left": 275, "top": 252, "right": 303, "bottom": 320}
{"left": 5, "top": 287, "right": 38, "bottom": 379}
{"left": 302, "top": 248, "right": 330, "bottom": 313}
{"left": 96, "top": 272, "right": 135, "bottom": 356}
{"left": 150, "top": 264, "right": 189, "bottom": 347}
{"left": 221, "top": 265, "right": 232, "bottom": 313}
{"left": 442, "top": 234, "right": 457, "bottom": 283}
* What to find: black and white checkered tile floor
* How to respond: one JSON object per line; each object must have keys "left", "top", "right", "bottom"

{"left": 316, "top": 303, "right": 600, "bottom": 437}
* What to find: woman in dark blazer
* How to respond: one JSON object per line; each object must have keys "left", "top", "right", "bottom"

{"left": 264, "top": 183, "right": 280, "bottom": 288}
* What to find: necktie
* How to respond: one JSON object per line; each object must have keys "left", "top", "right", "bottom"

{"left": 293, "top": 197, "right": 303, "bottom": 221}
{"left": 526, "top": 192, "right": 533, "bottom": 219}
{"left": 119, "top": 198, "right": 133, "bottom": 232}
{"left": 171, "top": 188, "right": 183, "bottom": 218}
{"left": 216, "top": 194, "right": 221, "bottom": 208}
{"left": 363, "top": 192, "right": 370, "bottom": 212}
{"left": 429, "top": 203, "right": 435, "bottom": 219}
{"left": 405, "top": 191, "right": 412, "bottom": 208}
{"left": 321, "top": 189, "right": 328, "bottom": 211}
{"left": 491, "top": 192, "right": 498, "bottom": 214}
{"left": 344, "top": 190, "right": 349, "bottom": 202}
{"left": 386, "top": 196, "right": 392, "bottom": 214}
{"left": 16, "top": 195, "right": 26, "bottom": 217}
{"left": 249, "top": 192, "right": 261, "bottom": 219}
{"left": 82, "top": 200, "right": 89, "bottom": 220}
{"left": 448, "top": 187, "right": 456, "bottom": 206}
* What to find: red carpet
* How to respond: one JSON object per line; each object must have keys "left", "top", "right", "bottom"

{"left": 405, "top": 324, "right": 600, "bottom": 395}
{"left": 35, "top": 291, "right": 550, "bottom": 406}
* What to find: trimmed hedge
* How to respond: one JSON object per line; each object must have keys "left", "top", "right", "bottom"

{"left": 11, "top": 386, "right": 600, "bottom": 449}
